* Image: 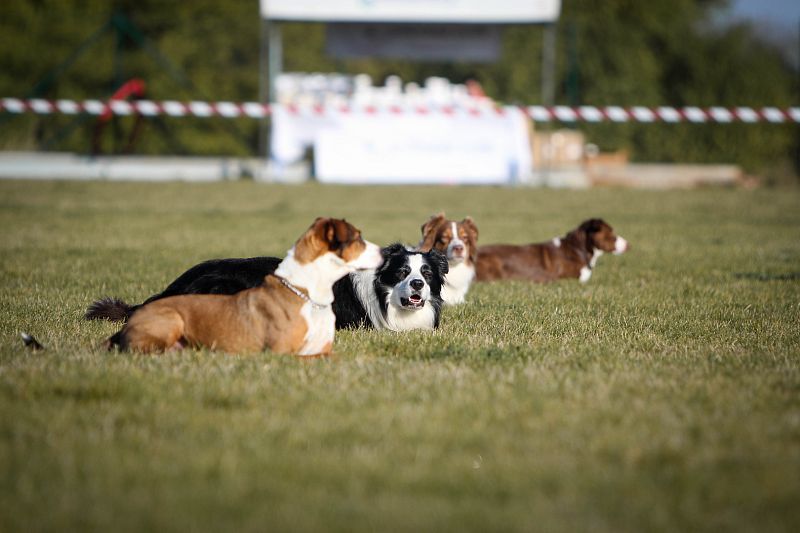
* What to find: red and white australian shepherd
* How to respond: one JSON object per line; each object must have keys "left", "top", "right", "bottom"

{"left": 417, "top": 213, "right": 479, "bottom": 304}
{"left": 476, "top": 218, "right": 628, "bottom": 283}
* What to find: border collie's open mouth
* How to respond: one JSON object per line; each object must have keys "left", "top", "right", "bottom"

{"left": 401, "top": 294, "right": 425, "bottom": 309}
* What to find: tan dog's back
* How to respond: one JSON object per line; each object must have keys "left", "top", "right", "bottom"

{"left": 120, "top": 279, "right": 307, "bottom": 354}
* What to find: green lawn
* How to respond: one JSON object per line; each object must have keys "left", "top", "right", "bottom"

{"left": 1, "top": 180, "right": 799, "bottom": 532}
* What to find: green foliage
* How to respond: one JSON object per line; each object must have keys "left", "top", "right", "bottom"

{"left": 0, "top": 0, "right": 797, "bottom": 175}
{"left": 560, "top": 0, "right": 797, "bottom": 175}
{"left": 1, "top": 180, "right": 799, "bottom": 531}
{"left": 0, "top": 0, "right": 260, "bottom": 156}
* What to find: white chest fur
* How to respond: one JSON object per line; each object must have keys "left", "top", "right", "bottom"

{"left": 441, "top": 261, "right": 475, "bottom": 305}
{"left": 579, "top": 248, "right": 604, "bottom": 283}
{"left": 297, "top": 302, "right": 336, "bottom": 356}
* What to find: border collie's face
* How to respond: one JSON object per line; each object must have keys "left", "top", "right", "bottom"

{"left": 579, "top": 218, "right": 629, "bottom": 255}
{"left": 419, "top": 213, "right": 479, "bottom": 265}
{"left": 376, "top": 244, "right": 448, "bottom": 311}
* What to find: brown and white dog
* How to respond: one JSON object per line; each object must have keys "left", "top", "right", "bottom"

{"left": 476, "top": 218, "right": 628, "bottom": 283}
{"left": 417, "top": 213, "right": 479, "bottom": 304}
{"left": 107, "top": 218, "right": 382, "bottom": 356}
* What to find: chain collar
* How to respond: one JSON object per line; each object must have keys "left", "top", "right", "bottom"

{"left": 275, "top": 276, "right": 330, "bottom": 310}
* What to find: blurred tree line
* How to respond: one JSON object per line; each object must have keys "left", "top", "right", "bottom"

{"left": 1, "top": 0, "right": 797, "bottom": 180}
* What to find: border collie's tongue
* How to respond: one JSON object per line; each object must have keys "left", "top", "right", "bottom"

{"left": 401, "top": 294, "right": 424, "bottom": 309}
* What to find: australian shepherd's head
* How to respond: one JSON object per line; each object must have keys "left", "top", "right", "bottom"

{"left": 419, "top": 212, "right": 479, "bottom": 265}
{"left": 566, "top": 218, "right": 629, "bottom": 282}
{"left": 417, "top": 213, "right": 479, "bottom": 305}
{"left": 351, "top": 243, "right": 449, "bottom": 330}
{"left": 569, "top": 218, "right": 629, "bottom": 258}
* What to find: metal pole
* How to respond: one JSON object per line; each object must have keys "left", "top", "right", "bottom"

{"left": 268, "top": 22, "right": 283, "bottom": 104}
{"left": 541, "top": 23, "right": 557, "bottom": 108}
{"left": 540, "top": 23, "right": 557, "bottom": 186}
{"left": 258, "top": 20, "right": 283, "bottom": 163}
{"left": 796, "top": 18, "right": 800, "bottom": 179}
{"left": 258, "top": 18, "right": 271, "bottom": 159}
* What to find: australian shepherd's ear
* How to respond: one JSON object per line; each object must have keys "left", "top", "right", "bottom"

{"left": 569, "top": 218, "right": 607, "bottom": 251}
{"left": 461, "top": 216, "right": 479, "bottom": 262}
{"left": 579, "top": 218, "right": 605, "bottom": 235}
{"left": 419, "top": 212, "right": 447, "bottom": 251}
{"left": 462, "top": 216, "right": 479, "bottom": 239}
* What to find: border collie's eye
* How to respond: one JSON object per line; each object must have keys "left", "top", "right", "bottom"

{"left": 420, "top": 265, "right": 432, "bottom": 281}
{"left": 398, "top": 268, "right": 411, "bottom": 279}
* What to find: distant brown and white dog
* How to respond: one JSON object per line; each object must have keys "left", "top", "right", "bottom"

{"left": 476, "top": 218, "right": 628, "bottom": 283}
{"left": 417, "top": 213, "right": 479, "bottom": 304}
{"left": 107, "top": 218, "right": 382, "bottom": 356}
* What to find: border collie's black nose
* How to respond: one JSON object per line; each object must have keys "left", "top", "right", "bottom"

{"left": 410, "top": 279, "right": 424, "bottom": 291}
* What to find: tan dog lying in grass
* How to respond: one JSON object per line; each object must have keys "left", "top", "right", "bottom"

{"left": 106, "top": 217, "right": 382, "bottom": 356}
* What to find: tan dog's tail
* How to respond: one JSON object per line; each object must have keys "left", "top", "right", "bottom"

{"left": 85, "top": 297, "right": 136, "bottom": 322}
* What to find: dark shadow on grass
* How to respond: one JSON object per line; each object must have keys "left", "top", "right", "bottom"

{"left": 50, "top": 385, "right": 117, "bottom": 402}
{"left": 734, "top": 272, "right": 800, "bottom": 282}
{"left": 202, "top": 394, "right": 248, "bottom": 410}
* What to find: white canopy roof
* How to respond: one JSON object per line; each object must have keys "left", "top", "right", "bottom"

{"left": 260, "top": 0, "right": 561, "bottom": 24}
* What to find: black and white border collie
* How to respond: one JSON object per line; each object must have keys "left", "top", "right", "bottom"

{"left": 347, "top": 243, "right": 448, "bottom": 330}
{"left": 86, "top": 243, "right": 448, "bottom": 332}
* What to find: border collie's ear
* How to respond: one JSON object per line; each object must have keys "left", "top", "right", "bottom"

{"left": 380, "top": 243, "right": 406, "bottom": 260}
{"left": 418, "top": 212, "right": 446, "bottom": 251}
{"left": 427, "top": 248, "right": 450, "bottom": 276}
{"left": 376, "top": 243, "right": 406, "bottom": 273}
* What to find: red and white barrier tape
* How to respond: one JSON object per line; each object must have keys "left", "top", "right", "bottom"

{"left": 0, "top": 98, "right": 271, "bottom": 118}
{"left": 2, "top": 97, "right": 799, "bottom": 123}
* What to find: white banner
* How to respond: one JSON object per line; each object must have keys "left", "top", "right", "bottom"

{"left": 303, "top": 110, "right": 532, "bottom": 184}
{"left": 260, "top": 0, "right": 561, "bottom": 23}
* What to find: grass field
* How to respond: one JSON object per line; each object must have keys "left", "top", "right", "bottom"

{"left": 1, "top": 179, "right": 799, "bottom": 532}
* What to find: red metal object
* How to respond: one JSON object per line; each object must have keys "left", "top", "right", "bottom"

{"left": 92, "top": 78, "right": 146, "bottom": 154}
